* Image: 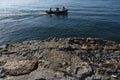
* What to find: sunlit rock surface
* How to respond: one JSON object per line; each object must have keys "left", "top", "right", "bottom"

{"left": 0, "top": 38, "right": 120, "bottom": 80}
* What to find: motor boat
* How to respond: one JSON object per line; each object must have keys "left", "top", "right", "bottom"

{"left": 46, "top": 9, "right": 68, "bottom": 15}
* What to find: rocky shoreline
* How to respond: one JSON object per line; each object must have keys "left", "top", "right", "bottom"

{"left": 0, "top": 38, "right": 120, "bottom": 80}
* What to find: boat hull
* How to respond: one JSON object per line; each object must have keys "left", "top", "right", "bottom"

{"left": 46, "top": 10, "right": 68, "bottom": 15}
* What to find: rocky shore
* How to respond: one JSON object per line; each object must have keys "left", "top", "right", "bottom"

{"left": 0, "top": 38, "right": 120, "bottom": 80}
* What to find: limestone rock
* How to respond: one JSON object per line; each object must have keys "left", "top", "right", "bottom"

{"left": 0, "top": 38, "right": 119, "bottom": 80}
{"left": 3, "top": 59, "right": 38, "bottom": 76}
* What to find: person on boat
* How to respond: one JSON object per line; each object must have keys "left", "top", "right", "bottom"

{"left": 62, "top": 6, "right": 66, "bottom": 11}
{"left": 56, "top": 8, "right": 60, "bottom": 12}
{"left": 49, "top": 8, "right": 53, "bottom": 12}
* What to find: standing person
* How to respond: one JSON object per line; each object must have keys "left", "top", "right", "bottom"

{"left": 62, "top": 6, "right": 66, "bottom": 11}
{"left": 49, "top": 8, "right": 52, "bottom": 12}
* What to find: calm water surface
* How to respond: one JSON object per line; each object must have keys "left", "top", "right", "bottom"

{"left": 0, "top": 0, "right": 120, "bottom": 44}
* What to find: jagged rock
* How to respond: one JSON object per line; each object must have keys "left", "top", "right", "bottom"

{"left": 0, "top": 73, "right": 5, "bottom": 78}
{"left": 0, "top": 67, "right": 5, "bottom": 78}
{"left": 92, "top": 75, "right": 102, "bottom": 80}
{"left": 103, "top": 76, "right": 111, "bottom": 80}
{"left": 0, "top": 44, "right": 8, "bottom": 50}
{"left": 0, "top": 38, "right": 119, "bottom": 80}
{"left": 3, "top": 59, "right": 38, "bottom": 76}
{"left": 27, "top": 68, "right": 65, "bottom": 80}
{"left": 75, "top": 62, "right": 92, "bottom": 77}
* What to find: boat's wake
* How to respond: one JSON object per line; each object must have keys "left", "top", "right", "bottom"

{"left": 0, "top": 10, "right": 47, "bottom": 20}
{"left": 0, "top": 11, "right": 47, "bottom": 17}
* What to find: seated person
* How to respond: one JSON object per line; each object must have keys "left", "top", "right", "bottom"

{"left": 56, "top": 8, "right": 60, "bottom": 12}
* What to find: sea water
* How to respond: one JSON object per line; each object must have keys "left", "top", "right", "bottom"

{"left": 0, "top": 0, "right": 120, "bottom": 44}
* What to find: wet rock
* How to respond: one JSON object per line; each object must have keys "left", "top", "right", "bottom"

{"left": 3, "top": 59, "right": 38, "bottom": 76}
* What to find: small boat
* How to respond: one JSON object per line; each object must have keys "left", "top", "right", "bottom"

{"left": 46, "top": 9, "right": 68, "bottom": 15}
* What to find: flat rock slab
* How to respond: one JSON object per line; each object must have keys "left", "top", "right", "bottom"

{"left": 3, "top": 59, "right": 38, "bottom": 76}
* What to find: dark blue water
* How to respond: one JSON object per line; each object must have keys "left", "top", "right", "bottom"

{"left": 0, "top": 0, "right": 120, "bottom": 44}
